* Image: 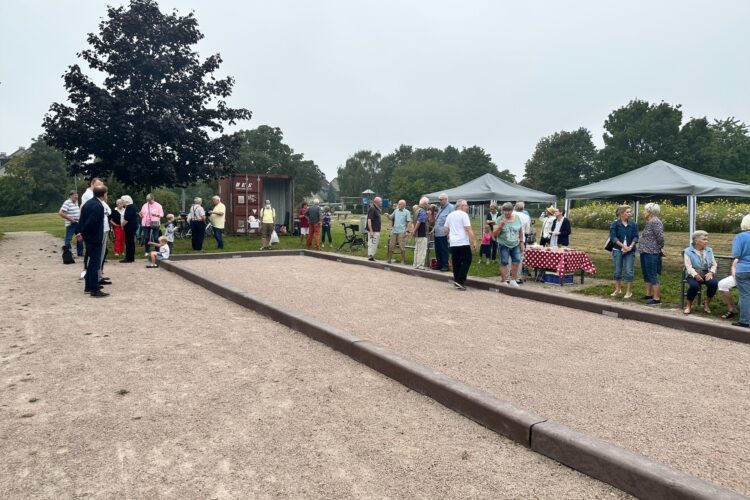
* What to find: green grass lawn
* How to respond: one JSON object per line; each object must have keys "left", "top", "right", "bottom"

{"left": 1, "top": 212, "right": 740, "bottom": 318}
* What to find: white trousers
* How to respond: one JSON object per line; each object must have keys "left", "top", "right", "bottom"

{"left": 413, "top": 237, "right": 428, "bottom": 268}
{"left": 368, "top": 232, "right": 380, "bottom": 257}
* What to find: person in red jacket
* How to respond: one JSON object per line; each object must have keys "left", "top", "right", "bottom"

{"left": 298, "top": 202, "right": 309, "bottom": 245}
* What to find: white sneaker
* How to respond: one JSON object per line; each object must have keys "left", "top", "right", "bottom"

{"left": 79, "top": 270, "right": 86, "bottom": 279}
{"left": 509, "top": 280, "right": 520, "bottom": 288}
{"left": 144, "top": 252, "right": 149, "bottom": 257}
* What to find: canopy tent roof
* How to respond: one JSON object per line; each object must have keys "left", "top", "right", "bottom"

{"left": 423, "top": 173, "right": 556, "bottom": 203}
{"left": 566, "top": 160, "right": 750, "bottom": 200}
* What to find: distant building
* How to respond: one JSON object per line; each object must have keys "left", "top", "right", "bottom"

{"left": 0, "top": 147, "right": 28, "bottom": 176}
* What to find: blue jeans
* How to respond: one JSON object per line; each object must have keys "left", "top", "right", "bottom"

{"left": 736, "top": 272, "right": 750, "bottom": 325}
{"left": 686, "top": 275, "right": 718, "bottom": 301}
{"left": 213, "top": 227, "right": 224, "bottom": 249}
{"left": 640, "top": 253, "right": 661, "bottom": 285}
{"left": 612, "top": 249, "right": 635, "bottom": 282}
{"left": 65, "top": 223, "right": 84, "bottom": 256}
{"left": 434, "top": 236, "right": 449, "bottom": 270}
{"left": 143, "top": 227, "right": 160, "bottom": 253}
{"left": 498, "top": 243, "right": 521, "bottom": 266}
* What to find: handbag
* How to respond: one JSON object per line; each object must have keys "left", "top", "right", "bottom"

{"left": 604, "top": 238, "right": 614, "bottom": 252}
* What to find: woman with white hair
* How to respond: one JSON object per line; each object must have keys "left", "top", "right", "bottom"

{"left": 639, "top": 203, "right": 665, "bottom": 305}
{"left": 730, "top": 214, "right": 750, "bottom": 328}
{"left": 187, "top": 197, "right": 206, "bottom": 251}
{"left": 119, "top": 195, "right": 138, "bottom": 263}
{"left": 682, "top": 230, "right": 718, "bottom": 315}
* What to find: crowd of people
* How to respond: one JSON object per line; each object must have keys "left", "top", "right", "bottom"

{"left": 59, "top": 180, "right": 750, "bottom": 325}
{"left": 58, "top": 178, "right": 227, "bottom": 298}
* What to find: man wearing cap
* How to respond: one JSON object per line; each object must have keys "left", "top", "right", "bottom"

{"left": 209, "top": 195, "right": 226, "bottom": 249}
{"left": 260, "top": 199, "right": 276, "bottom": 250}
{"left": 59, "top": 190, "right": 84, "bottom": 257}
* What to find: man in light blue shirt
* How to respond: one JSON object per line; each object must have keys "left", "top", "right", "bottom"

{"left": 433, "top": 193, "right": 454, "bottom": 271}
{"left": 388, "top": 199, "right": 412, "bottom": 264}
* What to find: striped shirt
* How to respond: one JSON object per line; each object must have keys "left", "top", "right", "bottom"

{"left": 60, "top": 199, "right": 80, "bottom": 226}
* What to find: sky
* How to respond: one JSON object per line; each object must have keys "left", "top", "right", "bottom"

{"left": 1, "top": 0, "right": 749, "bottom": 183}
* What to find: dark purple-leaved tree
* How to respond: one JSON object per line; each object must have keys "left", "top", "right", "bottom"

{"left": 43, "top": 0, "right": 251, "bottom": 189}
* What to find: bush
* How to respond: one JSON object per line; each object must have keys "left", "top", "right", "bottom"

{"left": 569, "top": 200, "right": 750, "bottom": 233}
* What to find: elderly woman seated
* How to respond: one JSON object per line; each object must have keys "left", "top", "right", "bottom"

{"left": 683, "top": 230, "right": 719, "bottom": 315}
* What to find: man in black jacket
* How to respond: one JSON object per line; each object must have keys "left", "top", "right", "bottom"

{"left": 77, "top": 186, "right": 109, "bottom": 297}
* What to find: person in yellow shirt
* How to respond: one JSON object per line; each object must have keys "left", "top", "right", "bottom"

{"left": 260, "top": 199, "right": 276, "bottom": 250}
{"left": 209, "top": 195, "right": 226, "bottom": 249}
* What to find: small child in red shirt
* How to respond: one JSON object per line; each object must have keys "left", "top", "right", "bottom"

{"left": 480, "top": 227, "right": 493, "bottom": 264}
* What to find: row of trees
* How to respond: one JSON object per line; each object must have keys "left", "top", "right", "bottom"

{"left": 523, "top": 100, "right": 750, "bottom": 197}
{"left": 337, "top": 145, "right": 516, "bottom": 204}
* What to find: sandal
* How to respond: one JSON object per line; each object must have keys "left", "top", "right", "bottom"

{"left": 720, "top": 311, "right": 736, "bottom": 320}
{"left": 146, "top": 264, "right": 158, "bottom": 268}
{"left": 683, "top": 307, "right": 691, "bottom": 315}
{"left": 610, "top": 290, "right": 622, "bottom": 297}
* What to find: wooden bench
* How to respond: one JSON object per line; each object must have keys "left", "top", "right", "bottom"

{"left": 680, "top": 254, "right": 734, "bottom": 308}
{"left": 334, "top": 210, "right": 352, "bottom": 221}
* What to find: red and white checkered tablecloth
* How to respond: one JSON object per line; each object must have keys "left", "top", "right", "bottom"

{"left": 524, "top": 249, "right": 597, "bottom": 278}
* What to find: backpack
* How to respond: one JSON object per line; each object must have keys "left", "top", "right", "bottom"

{"left": 62, "top": 245, "right": 75, "bottom": 265}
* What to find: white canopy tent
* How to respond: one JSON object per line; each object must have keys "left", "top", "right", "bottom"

{"left": 565, "top": 160, "right": 750, "bottom": 241}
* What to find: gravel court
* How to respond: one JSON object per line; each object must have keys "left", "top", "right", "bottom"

{"left": 0, "top": 233, "right": 628, "bottom": 499}
{"left": 179, "top": 255, "right": 750, "bottom": 496}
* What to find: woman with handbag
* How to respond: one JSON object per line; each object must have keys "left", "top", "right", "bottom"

{"left": 683, "top": 230, "right": 719, "bottom": 315}
{"left": 139, "top": 193, "right": 164, "bottom": 256}
{"left": 609, "top": 205, "right": 639, "bottom": 299}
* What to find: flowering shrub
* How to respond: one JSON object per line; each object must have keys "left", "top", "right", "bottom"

{"left": 569, "top": 200, "right": 750, "bottom": 233}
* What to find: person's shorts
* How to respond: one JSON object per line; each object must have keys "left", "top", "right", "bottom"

{"left": 499, "top": 244, "right": 521, "bottom": 265}
{"left": 156, "top": 254, "right": 168, "bottom": 261}
{"left": 261, "top": 222, "right": 274, "bottom": 239}
{"left": 640, "top": 253, "right": 662, "bottom": 284}
{"left": 300, "top": 227, "right": 309, "bottom": 236}
{"left": 718, "top": 275, "right": 736, "bottom": 292}
{"left": 388, "top": 232, "right": 406, "bottom": 249}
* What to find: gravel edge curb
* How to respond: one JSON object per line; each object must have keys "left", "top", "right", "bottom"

{"left": 159, "top": 255, "right": 747, "bottom": 500}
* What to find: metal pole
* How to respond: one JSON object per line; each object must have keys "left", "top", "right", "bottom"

{"left": 634, "top": 200, "right": 640, "bottom": 224}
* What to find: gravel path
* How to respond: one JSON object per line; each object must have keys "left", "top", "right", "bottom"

{"left": 0, "top": 233, "right": 628, "bottom": 499}
{"left": 180, "top": 255, "right": 750, "bottom": 496}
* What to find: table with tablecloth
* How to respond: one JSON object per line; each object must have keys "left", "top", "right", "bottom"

{"left": 524, "top": 248, "right": 597, "bottom": 284}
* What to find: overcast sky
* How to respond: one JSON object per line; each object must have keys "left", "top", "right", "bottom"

{"left": 1, "top": 1, "right": 749, "bottom": 182}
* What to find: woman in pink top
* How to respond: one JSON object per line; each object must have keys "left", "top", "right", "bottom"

{"left": 139, "top": 193, "right": 164, "bottom": 255}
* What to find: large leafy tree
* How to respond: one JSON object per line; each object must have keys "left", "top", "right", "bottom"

{"left": 389, "top": 160, "right": 460, "bottom": 205}
{"left": 522, "top": 128, "right": 598, "bottom": 198}
{"left": 336, "top": 150, "right": 381, "bottom": 197}
{"left": 457, "top": 145, "right": 501, "bottom": 183}
{"left": 598, "top": 99, "right": 682, "bottom": 178}
{"left": 231, "top": 126, "right": 325, "bottom": 205}
{"left": 0, "top": 138, "right": 74, "bottom": 216}
{"left": 43, "top": 0, "right": 251, "bottom": 190}
{"left": 710, "top": 118, "right": 750, "bottom": 184}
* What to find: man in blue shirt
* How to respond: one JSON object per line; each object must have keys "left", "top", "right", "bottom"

{"left": 433, "top": 193, "right": 454, "bottom": 271}
{"left": 387, "top": 199, "right": 412, "bottom": 264}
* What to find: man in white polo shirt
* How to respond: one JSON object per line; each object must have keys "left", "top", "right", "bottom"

{"left": 444, "top": 199, "right": 476, "bottom": 290}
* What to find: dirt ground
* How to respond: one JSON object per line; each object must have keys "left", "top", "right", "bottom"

{"left": 179, "top": 255, "right": 750, "bottom": 496}
{"left": 0, "top": 232, "right": 629, "bottom": 499}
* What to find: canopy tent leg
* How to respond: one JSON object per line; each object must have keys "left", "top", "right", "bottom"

{"left": 687, "top": 195, "right": 697, "bottom": 243}
{"left": 563, "top": 198, "right": 569, "bottom": 213}
{"left": 634, "top": 200, "right": 640, "bottom": 224}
